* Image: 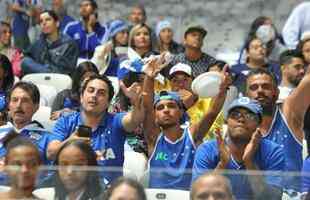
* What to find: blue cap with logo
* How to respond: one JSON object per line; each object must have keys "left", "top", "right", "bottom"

{"left": 154, "top": 91, "right": 183, "bottom": 108}
{"left": 226, "top": 97, "right": 263, "bottom": 120}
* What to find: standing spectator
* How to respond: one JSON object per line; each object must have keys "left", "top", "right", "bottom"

{"left": 0, "top": 22, "right": 22, "bottom": 77}
{"left": 21, "top": 10, "right": 79, "bottom": 75}
{"left": 190, "top": 173, "right": 234, "bottom": 200}
{"left": 47, "top": 74, "right": 145, "bottom": 184}
{"left": 143, "top": 60, "right": 229, "bottom": 189}
{"left": 91, "top": 19, "right": 129, "bottom": 76}
{"left": 193, "top": 97, "right": 285, "bottom": 199}
{"left": 278, "top": 49, "right": 305, "bottom": 102}
{"left": 63, "top": 0, "right": 109, "bottom": 60}
{"left": 52, "top": 0, "right": 75, "bottom": 32}
{"left": 50, "top": 61, "right": 99, "bottom": 120}
{"left": 164, "top": 25, "right": 217, "bottom": 78}
{"left": 245, "top": 68, "right": 310, "bottom": 197}
{"left": 9, "top": 0, "right": 42, "bottom": 51}
{"left": 0, "top": 135, "right": 42, "bottom": 199}
{"left": 155, "top": 19, "right": 184, "bottom": 54}
{"left": 282, "top": 2, "right": 310, "bottom": 49}
{"left": 231, "top": 36, "right": 281, "bottom": 94}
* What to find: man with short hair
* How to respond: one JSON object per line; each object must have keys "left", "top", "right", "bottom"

{"left": 193, "top": 97, "right": 285, "bottom": 199}
{"left": 278, "top": 49, "right": 305, "bottom": 101}
{"left": 128, "top": 4, "right": 146, "bottom": 27}
{"left": 52, "top": 0, "right": 75, "bottom": 32}
{"left": 0, "top": 82, "right": 57, "bottom": 164}
{"left": 63, "top": 0, "right": 109, "bottom": 59}
{"left": 48, "top": 74, "right": 145, "bottom": 183}
{"left": 21, "top": 10, "right": 79, "bottom": 75}
{"left": 163, "top": 25, "right": 217, "bottom": 78}
{"left": 245, "top": 67, "right": 310, "bottom": 197}
{"left": 190, "top": 173, "right": 234, "bottom": 200}
{"left": 143, "top": 60, "right": 229, "bottom": 189}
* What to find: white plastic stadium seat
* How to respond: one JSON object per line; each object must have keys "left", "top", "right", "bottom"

{"left": 22, "top": 73, "right": 72, "bottom": 93}
{"left": 36, "top": 84, "right": 58, "bottom": 107}
{"left": 146, "top": 188, "right": 190, "bottom": 200}
{"left": 32, "top": 106, "right": 56, "bottom": 132}
{"left": 123, "top": 151, "right": 148, "bottom": 182}
{"left": 33, "top": 187, "right": 55, "bottom": 200}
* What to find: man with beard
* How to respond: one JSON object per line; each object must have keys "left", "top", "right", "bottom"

{"left": 63, "top": 0, "right": 109, "bottom": 59}
{"left": 143, "top": 61, "right": 230, "bottom": 189}
{"left": 192, "top": 97, "right": 284, "bottom": 200}
{"left": 278, "top": 49, "right": 305, "bottom": 102}
{"left": 245, "top": 67, "right": 310, "bottom": 197}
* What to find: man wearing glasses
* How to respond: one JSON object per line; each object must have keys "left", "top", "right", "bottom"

{"left": 193, "top": 97, "right": 285, "bottom": 200}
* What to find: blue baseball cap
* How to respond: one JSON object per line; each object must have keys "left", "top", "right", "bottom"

{"left": 226, "top": 97, "right": 263, "bottom": 121}
{"left": 109, "top": 19, "right": 128, "bottom": 39}
{"left": 154, "top": 91, "right": 183, "bottom": 108}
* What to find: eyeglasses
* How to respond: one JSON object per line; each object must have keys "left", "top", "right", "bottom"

{"left": 228, "top": 110, "right": 259, "bottom": 122}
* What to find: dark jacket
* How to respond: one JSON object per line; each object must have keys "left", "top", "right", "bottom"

{"left": 22, "top": 33, "right": 79, "bottom": 75}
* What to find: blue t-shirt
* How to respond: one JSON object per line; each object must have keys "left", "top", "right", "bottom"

{"left": 149, "top": 127, "right": 196, "bottom": 190}
{"left": 52, "top": 111, "right": 126, "bottom": 183}
{"left": 63, "top": 21, "right": 109, "bottom": 59}
{"left": 231, "top": 62, "right": 281, "bottom": 94}
{"left": 302, "top": 157, "right": 310, "bottom": 193}
{"left": 192, "top": 139, "right": 284, "bottom": 200}
{"left": 265, "top": 106, "right": 303, "bottom": 191}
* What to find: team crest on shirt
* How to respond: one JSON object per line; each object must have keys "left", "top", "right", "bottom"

{"left": 28, "top": 132, "right": 42, "bottom": 141}
{"left": 74, "top": 33, "right": 81, "bottom": 40}
{"left": 155, "top": 152, "right": 168, "bottom": 161}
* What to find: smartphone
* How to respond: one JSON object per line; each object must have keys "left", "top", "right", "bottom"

{"left": 77, "top": 125, "right": 92, "bottom": 138}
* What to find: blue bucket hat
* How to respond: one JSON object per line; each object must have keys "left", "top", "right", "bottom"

{"left": 226, "top": 97, "right": 263, "bottom": 121}
{"left": 109, "top": 19, "right": 128, "bottom": 39}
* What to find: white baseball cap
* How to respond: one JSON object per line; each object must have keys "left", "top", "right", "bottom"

{"left": 169, "top": 63, "right": 192, "bottom": 78}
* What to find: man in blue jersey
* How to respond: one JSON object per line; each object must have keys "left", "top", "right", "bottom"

{"left": 245, "top": 68, "right": 310, "bottom": 197}
{"left": 0, "top": 82, "right": 57, "bottom": 164}
{"left": 63, "top": 0, "right": 109, "bottom": 59}
{"left": 47, "top": 74, "right": 145, "bottom": 184}
{"left": 193, "top": 97, "right": 285, "bottom": 199}
{"left": 143, "top": 60, "right": 230, "bottom": 189}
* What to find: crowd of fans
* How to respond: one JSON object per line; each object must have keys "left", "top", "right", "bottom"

{"left": 0, "top": 0, "right": 310, "bottom": 199}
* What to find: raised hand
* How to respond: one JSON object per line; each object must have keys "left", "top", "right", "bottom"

{"left": 143, "top": 52, "right": 171, "bottom": 78}
{"left": 119, "top": 81, "right": 142, "bottom": 105}
{"left": 242, "top": 128, "right": 262, "bottom": 166}
{"left": 178, "top": 89, "right": 198, "bottom": 109}
{"left": 218, "top": 64, "right": 232, "bottom": 93}
{"left": 215, "top": 128, "right": 231, "bottom": 168}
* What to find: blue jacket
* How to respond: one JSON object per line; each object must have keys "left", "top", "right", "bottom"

{"left": 63, "top": 20, "right": 109, "bottom": 59}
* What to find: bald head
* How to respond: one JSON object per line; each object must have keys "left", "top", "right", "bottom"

{"left": 191, "top": 173, "right": 234, "bottom": 200}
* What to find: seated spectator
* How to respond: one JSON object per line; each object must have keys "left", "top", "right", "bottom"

{"left": 302, "top": 157, "right": 310, "bottom": 200}
{"left": 0, "top": 135, "right": 41, "bottom": 199}
{"left": 50, "top": 61, "right": 99, "bottom": 120}
{"left": 50, "top": 140, "right": 102, "bottom": 199}
{"left": 52, "top": 0, "right": 75, "bottom": 32}
{"left": 297, "top": 36, "right": 310, "bottom": 67}
{"left": 102, "top": 177, "right": 147, "bottom": 200}
{"left": 21, "top": 10, "right": 79, "bottom": 76}
{"left": 47, "top": 74, "right": 145, "bottom": 184}
{"left": 143, "top": 60, "right": 230, "bottom": 189}
{"left": 231, "top": 36, "right": 281, "bottom": 94}
{"left": 278, "top": 49, "right": 305, "bottom": 102}
{"left": 245, "top": 68, "right": 310, "bottom": 196}
{"left": 0, "top": 54, "right": 14, "bottom": 101}
{"left": 0, "top": 22, "right": 23, "bottom": 77}
{"left": 238, "top": 16, "right": 285, "bottom": 64}
{"left": 163, "top": 25, "right": 217, "bottom": 78}
{"left": 64, "top": 0, "right": 109, "bottom": 60}
{"left": 193, "top": 97, "right": 285, "bottom": 199}
{"left": 91, "top": 19, "right": 129, "bottom": 76}
{"left": 0, "top": 82, "right": 57, "bottom": 165}
{"left": 190, "top": 173, "right": 234, "bottom": 200}
{"left": 155, "top": 19, "right": 184, "bottom": 54}
{"left": 168, "top": 63, "right": 225, "bottom": 139}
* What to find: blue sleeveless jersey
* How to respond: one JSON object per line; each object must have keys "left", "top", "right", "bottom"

{"left": 149, "top": 127, "right": 196, "bottom": 190}
{"left": 265, "top": 106, "right": 303, "bottom": 191}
